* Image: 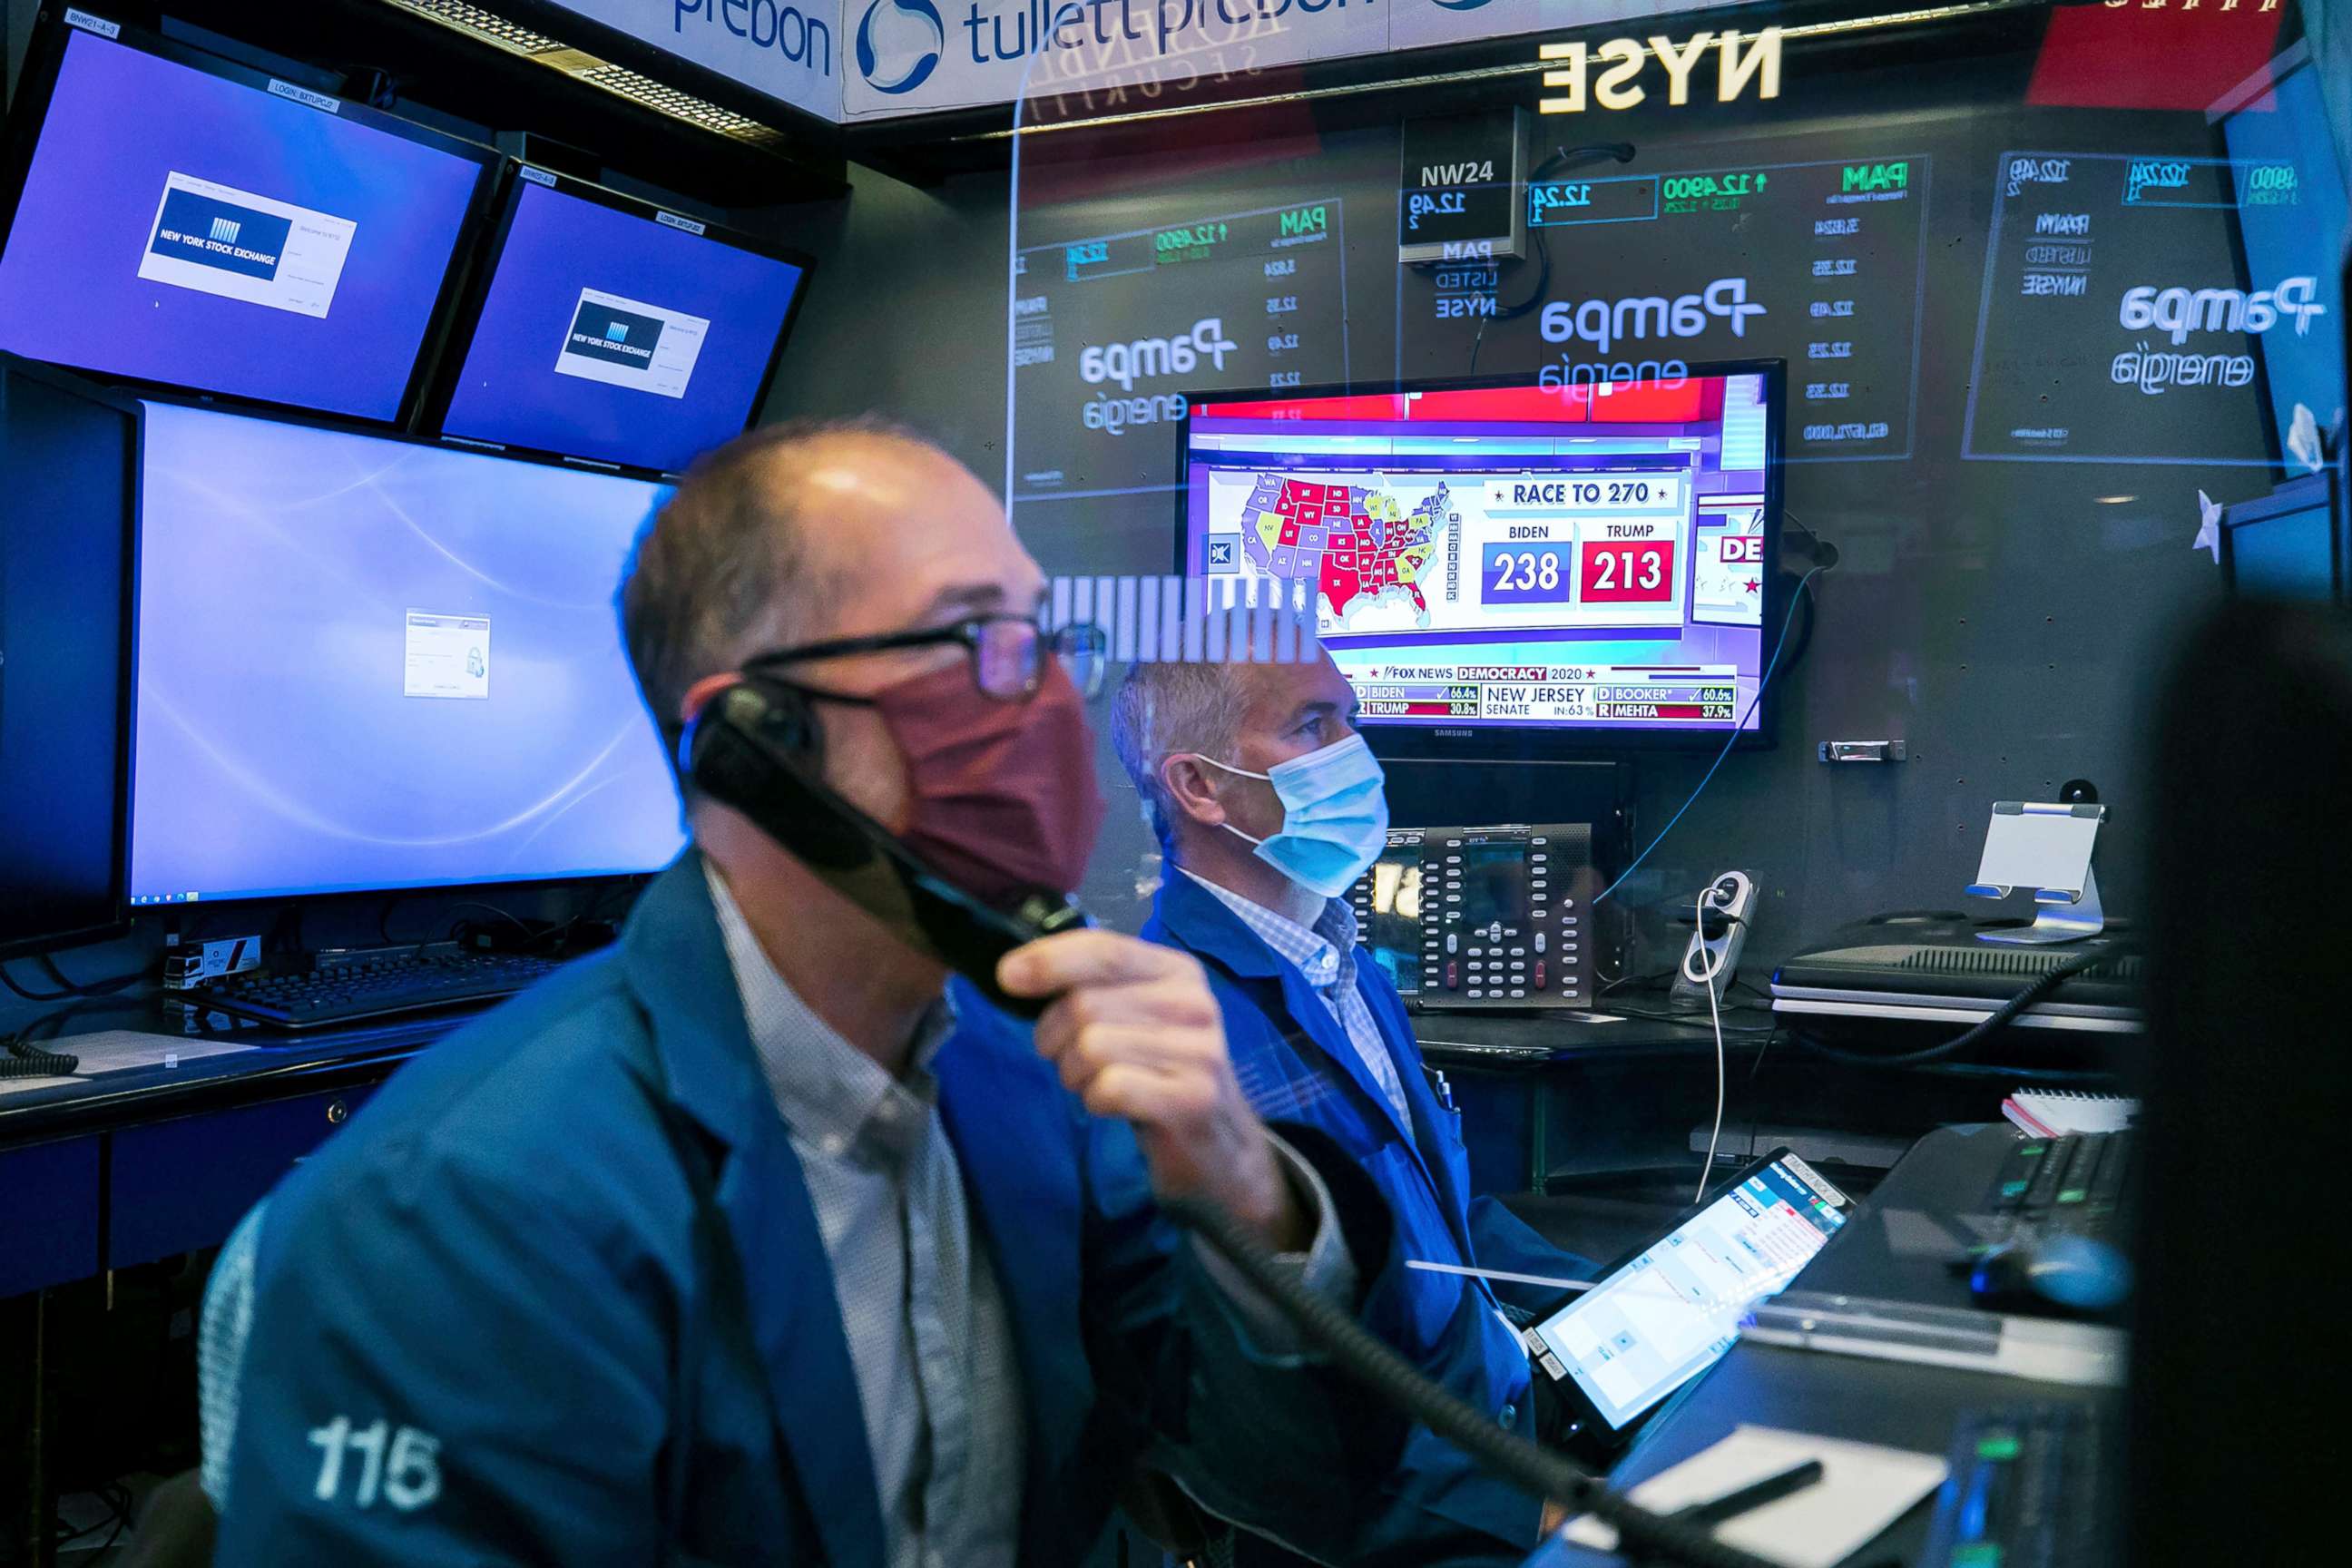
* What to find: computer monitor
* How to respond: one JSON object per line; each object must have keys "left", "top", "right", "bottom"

{"left": 2220, "top": 472, "right": 2343, "bottom": 603}
{"left": 428, "top": 166, "right": 812, "bottom": 475}
{"left": 0, "top": 14, "right": 495, "bottom": 425}
{"left": 0, "top": 356, "right": 137, "bottom": 956}
{"left": 127, "top": 401, "right": 687, "bottom": 906}
{"left": 1177, "top": 364, "right": 1784, "bottom": 757}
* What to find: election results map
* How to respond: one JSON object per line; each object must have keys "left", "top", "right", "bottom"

{"left": 1238, "top": 475, "right": 1444, "bottom": 625}
{"left": 1182, "top": 374, "right": 1775, "bottom": 737}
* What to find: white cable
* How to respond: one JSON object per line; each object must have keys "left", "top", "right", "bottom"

{"left": 1592, "top": 563, "right": 1828, "bottom": 907}
{"left": 1694, "top": 883, "right": 1729, "bottom": 1203}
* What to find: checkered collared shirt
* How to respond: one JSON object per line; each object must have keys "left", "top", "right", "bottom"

{"left": 1180, "top": 869, "right": 1412, "bottom": 1128}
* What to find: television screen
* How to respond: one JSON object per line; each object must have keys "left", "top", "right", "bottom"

{"left": 0, "top": 357, "right": 137, "bottom": 956}
{"left": 0, "top": 19, "right": 492, "bottom": 423}
{"left": 129, "top": 402, "right": 687, "bottom": 905}
{"left": 1178, "top": 367, "right": 1783, "bottom": 750}
{"left": 433, "top": 170, "right": 810, "bottom": 474}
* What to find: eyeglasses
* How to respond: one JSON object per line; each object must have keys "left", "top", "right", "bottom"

{"left": 743, "top": 614, "right": 1110, "bottom": 701}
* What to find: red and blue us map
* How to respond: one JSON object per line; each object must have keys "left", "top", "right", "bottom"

{"left": 1240, "top": 475, "right": 1443, "bottom": 624}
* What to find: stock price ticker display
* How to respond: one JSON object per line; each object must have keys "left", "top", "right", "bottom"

{"left": 1964, "top": 151, "right": 2346, "bottom": 466}
{"left": 1406, "top": 152, "right": 1929, "bottom": 465}
{"left": 1011, "top": 199, "right": 1348, "bottom": 501}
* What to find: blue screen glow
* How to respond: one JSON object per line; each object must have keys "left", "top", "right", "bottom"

{"left": 130, "top": 402, "right": 688, "bottom": 903}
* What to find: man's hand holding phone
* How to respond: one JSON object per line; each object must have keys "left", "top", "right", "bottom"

{"left": 999, "top": 932, "right": 1308, "bottom": 1252}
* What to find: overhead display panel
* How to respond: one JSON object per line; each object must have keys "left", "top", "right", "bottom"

{"left": 0, "top": 16, "right": 494, "bottom": 423}
{"left": 456, "top": 0, "right": 1758, "bottom": 123}
{"left": 1963, "top": 148, "right": 2342, "bottom": 466}
{"left": 431, "top": 167, "right": 811, "bottom": 475}
{"left": 833, "top": 0, "right": 1747, "bottom": 121}
{"left": 1401, "top": 149, "right": 1931, "bottom": 464}
{"left": 1012, "top": 196, "right": 1350, "bottom": 500}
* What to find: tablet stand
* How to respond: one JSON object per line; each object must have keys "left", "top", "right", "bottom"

{"left": 1966, "top": 801, "right": 2107, "bottom": 946}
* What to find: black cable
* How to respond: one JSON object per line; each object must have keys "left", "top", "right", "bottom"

{"left": 1, "top": 1037, "right": 80, "bottom": 1077}
{"left": 1170, "top": 1196, "right": 1780, "bottom": 1568}
{"left": 1465, "top": 142, "right": 1637, "bottom": 375}
{"left": 1791, "top": 945, "right": 2135, "bottom": 1067}
{"left": 37, "top": 951, "right": 147, "bottom": 995}
{"left": 1601, "top": 1003, "right": 1778, "bottom": 1037}
{"left": 1600, "top": 968, "right": 1679, "bottom": 997}
{"left": 451, "top": 901, "right": 539, "bottom": 945}
{"left": 0, "top": 963, "right": 74, "bottom": 1003}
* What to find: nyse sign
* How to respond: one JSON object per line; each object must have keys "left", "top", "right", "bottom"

{"left": 1537, "top": 28, "right": 1781, "bottom": 114}
{"left": 534, "top": 0, "right": 1760, "bottom": 122}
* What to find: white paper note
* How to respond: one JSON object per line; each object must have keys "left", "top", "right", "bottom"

{"left": 1562, "top": 1425, "right": 1946, "bottom": 1568}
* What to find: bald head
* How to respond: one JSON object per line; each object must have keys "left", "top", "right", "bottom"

{"left": 620, "top": 417, "right": 1027, "bottom": 735}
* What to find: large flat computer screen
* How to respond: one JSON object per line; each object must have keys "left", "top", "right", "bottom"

{"left": 432, "top": 170, "right": 811, "bottom": 475}
{"left": 1179, "top": 367, "right": 1781, "bottom": 750}
{"left": 0, "top": 18, "right": 493, "bottom": 423}
{"left": 0, "top": 358, "right": 137, "bottom": 956}
{"left": 129, "top": 402, "right": 687, "bottom": 905}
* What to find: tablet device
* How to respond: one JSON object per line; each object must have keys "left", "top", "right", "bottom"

{"left": 1523, "top": 1150, "right": 1852, "bottom": 1449}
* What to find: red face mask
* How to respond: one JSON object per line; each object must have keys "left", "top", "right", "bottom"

{"left": 858, "top": 657, "right": 1106, "bottom": 905}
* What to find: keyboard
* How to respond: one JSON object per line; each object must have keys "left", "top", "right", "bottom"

{"left": 1919, "top": 1403, "right": 2114, "bottom": 1568}
{"left": 187, "top": 947, "right": 560, "bottom": 1029}
{"left": 1987, "top": 1129, "right": 2134, "bottom": 1247}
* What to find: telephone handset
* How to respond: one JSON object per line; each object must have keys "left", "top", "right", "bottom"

{"left": 681, "top": 678, "right": 1091, "bottom": 1018}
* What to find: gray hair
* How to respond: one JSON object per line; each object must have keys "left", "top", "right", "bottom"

{"left": 618, "top": 415, "right": 931, "bottom": 734}
{"left": 1109, "top": 659, "right": 1251, "bottom": 856}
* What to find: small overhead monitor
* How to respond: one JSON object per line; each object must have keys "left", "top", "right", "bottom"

{"left": 0, "top": 13, "right": 495, "bottom": 424}
{"left": 0, "top": 355, "right": 139, "bottom": 957}
{"left": 2220, "top": 473, "right": 2343, "bottom": 603}
{"left": 428, "top": 166, "right": 812, "bottom": 475}
{"left": 1178, "top": 364, "right": 1784, "bottom": 756}
{"left": 128, "top": 401, "right": 688, "bottom": 906}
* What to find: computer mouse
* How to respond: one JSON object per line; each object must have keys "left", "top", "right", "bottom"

{"left": 1968, "top": 1234, "right": 2133, "bottom": 1314}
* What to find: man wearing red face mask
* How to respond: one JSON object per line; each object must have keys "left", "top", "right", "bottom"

{"left": 200, "top": 420, "right": 1405, "bottom": 1566}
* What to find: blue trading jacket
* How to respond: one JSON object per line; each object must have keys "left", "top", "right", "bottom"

{"left": 1146, "top": 870, "right": 1594, "bottom": 1565}
{"left": 210, "top": 857, "right": 1402, "bottom": 1566}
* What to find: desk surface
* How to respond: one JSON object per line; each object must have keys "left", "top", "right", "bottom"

{"left": 1416, "top": 1003, "right": 1778, "bottom": 1064}
{"left": 1537, "top": 1122, "right": 2106, "bottom": 1567}
{"left": 0, "top": 1000, "right": 447, "bottom": 1145}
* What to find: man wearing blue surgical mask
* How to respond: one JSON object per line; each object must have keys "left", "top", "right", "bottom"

{"left": 1112, "top": 653, "right": 1595, "bottom": 1568}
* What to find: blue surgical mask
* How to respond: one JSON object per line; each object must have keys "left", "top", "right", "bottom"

{"left": 1193, "top": 733, "right": 1391, "bottom": 897}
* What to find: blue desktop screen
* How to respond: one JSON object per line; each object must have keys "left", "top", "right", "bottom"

{"left": 0, "top": 27, "right": 487, "bottom": 421}
{"left": 129, "top": 402, "right": 688, "bottom": 904}
{"left": 438, "top": 180, "right": 807, "bottom": 473}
